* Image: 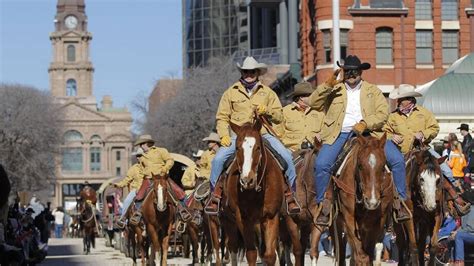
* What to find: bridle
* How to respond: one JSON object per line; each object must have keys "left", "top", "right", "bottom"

{"left": 353, "top": 149, "right": 387, "bottom": 205}
{"left": 235, "top": 135, "right": 268, "bottom": 192}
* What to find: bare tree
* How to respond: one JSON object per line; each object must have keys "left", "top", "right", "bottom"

{"left": 146, "top": 57, "right": 239, "bottom": 155}
{"left": 0, "top": 83, "right": 63, "bottom": 193}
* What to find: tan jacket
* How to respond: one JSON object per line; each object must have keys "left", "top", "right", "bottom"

{"left": 279, "top": 103, "right": 324, "bottom": 151}
{"left": 116, "top": 163, "right": 144, "bottom": 191}
{"left": 308, "top": 81, "right": 388, "bottom": 145}
{"left": 216, "top": 81, "right": 283, "bottom": 138}
{"left": 141, "top": 146, "right": 174, "bottom": 178}
{"left": 383, "top": 105, "right": 440, "bottom": 154}
{"left": 199, "top": 149, "right": 215, "bottom": 179}
{"left": 181, "top": 166, "right": 201, "bottom": 195}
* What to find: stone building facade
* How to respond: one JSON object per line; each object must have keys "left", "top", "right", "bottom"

{"left": 48, "top": 0, "right": 133, "bottom": 209}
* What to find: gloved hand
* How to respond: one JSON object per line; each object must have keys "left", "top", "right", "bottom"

{"left": 325, "top": 69, "right": 343, "bottom": 88}
{"left": 414, "top": 132, "right": 424, "bottom": 141}
{"left": 158, "top": 169, "right": 168, "bottom": 176}
{"left": 353, "top": 121, "right": 367, "bottom": 135}
{"left": 221, "top": 135, "right": 232, "bottom": 147}
{"left": 256, "top": 105, "right": 267, "bottom": 115}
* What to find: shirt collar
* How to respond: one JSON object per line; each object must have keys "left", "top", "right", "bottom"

{"left": 344, "top": 80, "right": 362, "bottom": 91}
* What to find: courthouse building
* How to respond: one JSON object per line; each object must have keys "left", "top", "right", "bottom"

{"left": 48, "top": 0, "right": 133, "bottom": 208}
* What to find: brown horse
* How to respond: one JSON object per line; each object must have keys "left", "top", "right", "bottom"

{"left": 141, "top": 174, "right": 175, "bottom": 266}
{"left": 221, "top": 118, "right": 285, "bottom": 266}
{"left": 334, "top": 134, "right": 393, "bottom": 266}
{"left": 124, "top": 204, "right": 149, "bottom": 265}
{"left": 395, "top": 148, "right": 445, "bottom": 266}
{"left": 77, "top": 193, "right": 97, "bottom": 255}
{"left": 0, "top": 164, "right": 11, "bottom": 226}
{"left": 282, "top": 141, "right": 324, "bottom": 266}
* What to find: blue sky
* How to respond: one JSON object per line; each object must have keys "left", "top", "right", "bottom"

{"left": 0, "top": 0, "right": 182, "bottom": 111}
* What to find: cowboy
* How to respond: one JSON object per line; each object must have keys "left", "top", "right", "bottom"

{"left": 206, "top": 56, "right": 301, "bottom": 214}
{"left": 113, "top": 147, "right": 145, "bottom": 228}
{"left": 181, "top": 150, "right": 203, "bottom": 195}
{"left": 132, "top": 134, "right": 188, "bottom": 221}
{"left": 384, "top": 84, "right": 469, "bottom": 207}
{"left": 279, "top": 81, "right": 324, "bottom": 151}
{"left": 306, "top": 55, "right": 410, "bottom": 226}
{"left": 200, "top": 132, "right": 221, "bottom": 179}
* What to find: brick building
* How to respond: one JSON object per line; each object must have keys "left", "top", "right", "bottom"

{"left": 301, "top": 0, "right": 474, "bottom": 94}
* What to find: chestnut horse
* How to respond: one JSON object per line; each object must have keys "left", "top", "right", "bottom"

{"left": 141, "top": 174, "right": 175, "bottom": 266}
{"left": 395, "top": 148, "right": 445, "bottom": 266}
{"left": 77, "top": 198, "right": 96, "bottom": 254}
{"left": 124, "top": 207, "right": 149, "bottom": 265}
{"left": 283, "top": 141, "right": 324, "bottom": 266}
{"left": 221, "top": 118, "right": 285, "bottom": 266}
{"left": 334, "top": 134, "right": 393, "bottom": 266}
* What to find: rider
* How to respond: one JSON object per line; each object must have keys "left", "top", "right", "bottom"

{"left": 200, "top": 132, "right": 221, "bottom": 179}
{"left": 279, "top": 81, "right": 324, "bottom": 151}
{"left": 113, "top": 147, "right": 144, "bottom": 228}
{"left": 206, "top": 56, "right": 301, "bottom": 215}
{"left": 383, "top": 84, "right": 469, "bottom": 208}
{"left": 132, "top": 134, "right": 189, "bottom": 221}
{"left": 181, "top": 150, "right": 203, "bottom": 195}
{"left": 306, "top": 55, "right": 410, "bottom": 226}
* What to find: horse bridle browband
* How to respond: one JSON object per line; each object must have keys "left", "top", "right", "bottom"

{"left": 235, "top": 137, "right": 267, "bottom": 192}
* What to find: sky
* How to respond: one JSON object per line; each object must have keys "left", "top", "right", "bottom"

{"left": 0, "top": 0, "right": 182, "bottom": 113}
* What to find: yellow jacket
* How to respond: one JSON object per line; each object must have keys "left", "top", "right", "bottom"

{"left": 448, "top": 150, "right": 467, "bottom": 178}
{"left": 216, "top": 81, "right": 283, "bottom": 138}
{"left": 199, "top": 149, "right": 215, "bottom": 179}
{"left": 308, "top": 81, "right": 388, "bottom": 145}
{"left": 141, "top": 146, "right": 174, "bottom": 178}
{"left": 181, "top": 166, "right": 201, "bottom": 195}
{"left": 383, "top": 105, "right": 440, "bottom": 154}
{"left": 279, "top": 103, "right": 324, "bottom": 151}
{"left": 116, "top": 163, "right": 144, "bottom": 191}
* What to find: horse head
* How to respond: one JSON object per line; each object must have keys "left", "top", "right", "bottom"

{"left": 230, "top": 117, "right": 264, "bottom": 191}
{"left": 412, "top": 150, "right": 444, "bottom": 212}
{"left": 153, "top": 174, "right": 169, "bottom": 212}
{"left": 354, "top": 134, "right": 388, "bottom": 210}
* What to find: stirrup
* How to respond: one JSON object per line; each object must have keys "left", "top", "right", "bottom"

{"left": 285, "top": 194, "right": 302, "bottom": 215}
{"left": 392, "top": 200, "right": 412, "bottom": 224}
{"left": 315, "top": 201, "right": 333, "bottom": 227}
{"left": 454, "top": 200, "right": 471, "bottom": 216}
{"left": 204, "top": 197, "right": 220, "bottom": 215}
{"left": 176, "top": 220, "right": 186, "bottom": 234}
{"left": 115, "top": 219, "right": 126, "bottom": 229}
{"left": 130, "top": 212, "right": 142, "bottom": 226}
{"left": 179, "top": 207, "right": 192, "bottom": 222}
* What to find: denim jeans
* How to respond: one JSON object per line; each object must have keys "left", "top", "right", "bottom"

{"left": 209, "top": 134, "right": 296, "bottom": 189}
{"left": 121, "top": 190, "right": 136, "bottom": 220}
{"left": 314, "top": 132, "right": 407, "bottom": 203}
{"left": 454, "top": 231, "right": 474, "bottom": 260}
{"left": 428, "top": 148, "right": 456, "bottom": 184}
{"left": 55, "top": 224, "right": 63, "bottom": 238}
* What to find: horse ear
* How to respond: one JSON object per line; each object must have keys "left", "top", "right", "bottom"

{"left": 230, "top": 122, "right": 241, "bottom": 135}
{"left": 379, "top": 133, "right": 387, "bottom": 148}
{"left": 253, "top": 116, "right": 263, "bottom": 132}
{"left": 438, "top": 155, "right": 448, "bottom": 165}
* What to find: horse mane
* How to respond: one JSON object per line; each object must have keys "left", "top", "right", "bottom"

{"left": 420, "top": 149, "right": 438, "bottom": 175}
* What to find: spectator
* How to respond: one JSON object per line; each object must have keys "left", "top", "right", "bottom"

{"left": 449, "top": 141, "right": 467, "bottom": 187}
{"left": 443, "top": 136, "right": 452, "bottom": 157}
{"left": 52, "top": 207, "right": 64, "bottom": 238}
{"left": 458, "top": 124, "right": 472, "bottom": 158}
{"left": 452, "top": 191, "right": 474, "bottom": 266}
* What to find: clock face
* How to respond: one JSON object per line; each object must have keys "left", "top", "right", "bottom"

{"left": 65, "top": 16, "right": 78, "bottom": 29}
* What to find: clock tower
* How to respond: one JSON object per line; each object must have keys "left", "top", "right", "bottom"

{"left": 49, "top": 0, "right": 94, "bottom": 98}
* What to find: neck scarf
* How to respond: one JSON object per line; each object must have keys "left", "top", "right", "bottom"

{"left": 240, "top": 78, "right": 258, "bottom": 92}
{"left": 399, "top": 102, "right": 415, "bottom": 115}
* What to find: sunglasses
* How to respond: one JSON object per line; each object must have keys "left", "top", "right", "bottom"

{"left": 242, "top": 69, "right": 257, "bottom": 75}
{"left": 344, "top": 69, "right": 361, "bottom": 77}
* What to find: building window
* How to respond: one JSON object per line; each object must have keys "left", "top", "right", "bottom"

{"left": 116, "top": 167, "right": 121, "bottom": 177}
{"left": 340, "top": 29, "right": 349, "bottom": 62}
{"left": 63, "top": 130, "right": 83, "bottom": 142}
{"left": 116, "top": 151, "right": 121, "bottom": 161}
{"left": 62, "top": 184, "right": 81, "bottom": 196}
{"left": 416, "top": 30, "right": 433, "bottom": 64}
{"left": 376, "top": 28, "right": 393, "bottom": 65}
{"left": 441, "top": 0, "right": 458, "bottom": 20}
{"left": 369, "top": 0, "right": 403, "bottom": 8}
{"left": 322, "top": 29, "right": 348, "bottom": 63}
{"left": 66, "top": 79, "right": 77, "bottom": 96}
{"left": 415, "top": 0, "right": 432, "bottom": 20}
{"left": 323, "top": 30, "right": 331, "bottom": 63}
{"left": 90, "top": 147, "right": 101, "bottom": 172}
{"left": 442, "top": 31, "right": 459, "bottom": 64}
{"left": 62, "top": 148, "right": 83, "bottom": 172}
{"left": 67, "top": 45, "right": 75, "bottom": 62}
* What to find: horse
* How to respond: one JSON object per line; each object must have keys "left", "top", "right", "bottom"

{"left": 141, "top": 174, "right": 176, "bottom": 266}
{"left": 77, "top": 186, "right": 98, "bottom": 255}
{"left": 333, "top": 134, "right": 393, "bottom": 266}
{"left": 124, "top": 208, "right": 149, "bottom": 266}
{"left": 221, "top": 117, "right": 286, "bottom": 266}
{"left": 395, "top": 148, "right": 446, "bottom": 266}
{"left": 282, "top": 139, "right": 324, "bottom": 266}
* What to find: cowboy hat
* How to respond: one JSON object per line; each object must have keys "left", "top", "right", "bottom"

{"left": 131, "top": 147, "right": 144, "bottom": 156}
{"left": 457, "top": 123, "right": 469, "bottom": 131}
{"left": 337, "top": 55, "right": 371, "bottom": 70}
{"left": 389, "top": 84, "right": 423, "bottom": 99}
{"left": 26, "top": 207, "right": 35, "bottom": 214}
{"left": 192, "top": 150, "right": 204, "bottom": 158}
{"left": 202, "top": 132, "right": 221, "bottom": 143}
{"left": 236, "top": 56, "right": 267, "bottom": 75}
{"left": 134, "top": 134, "right": 155, "bottom": 146}
{"left": 289, "top": 82, "right": 314, "bottom": 98}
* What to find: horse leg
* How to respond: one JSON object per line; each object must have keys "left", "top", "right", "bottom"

{"left": 309, "top": 225, "right": 323, "bottom": 266}
{"left": 261, "top": 216, "right": 279, "bottom": 266}
{"left": 284, "top": 216, "right": 302, "bottom": 266}
{"left": 429, "top": 213, "right": 442, "bottom": 266}
{"left": 146, "top": 224, "right": 160, "bottom": 265}
{"left": 209, "top": 216, "right": 222, "bottom": 265}
{"left": 188, "top": 224, "right": 200, "bottom": 264}
{"left": 160, "top": 221, "right": 173, "bottom": 266}
{"left": 242, "top": 219, "right": 258, "bottom": 266}
{"left": 404, "top": 209, "right": 420, "bottom": 265}
{"left": 299, "top": 225, "right": 310, "bottom": 265}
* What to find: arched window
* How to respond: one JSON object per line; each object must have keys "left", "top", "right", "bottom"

{"left": 90, "top": 135, "right": 102, "bottom": 143}
{"left": 63, "top": 130, "right": 83, "bottom": 142}
{"left": 66, "top": 79, "right": 77, "bottom": 96}
{"left": 376, "top": 28, "right": 393, "bottom": 65}
{"left": 67, "top": 45, "right": 76, "bottom": 62}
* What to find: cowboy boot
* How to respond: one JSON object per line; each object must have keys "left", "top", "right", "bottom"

{"left": 315, "top": 198, "right": 332, "bottom": 226}
{"left": 393, "top": 197, "right": 412, "bottom": 223}
{"left": 205, "top": 184, "right": 223, "bottom": 215}
{"left": 285, "top": 188, "right": 301, "bottom": 215}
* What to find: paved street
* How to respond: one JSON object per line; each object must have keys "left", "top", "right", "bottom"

{"left": 39, "top": 237, "right": 397, "bottom": 265}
